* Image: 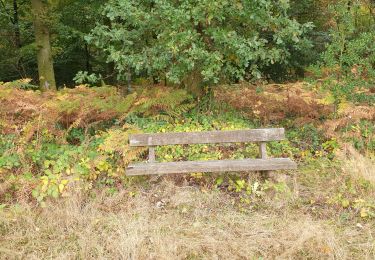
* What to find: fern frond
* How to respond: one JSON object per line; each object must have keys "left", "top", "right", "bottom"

{"left": 132, "top": 86, "right": 194, "bottom": 121}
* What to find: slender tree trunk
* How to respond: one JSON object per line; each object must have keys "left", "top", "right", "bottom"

{"left": 84, "top": 43, "right": 91, "bottom": 72}
{"left": 12, "top": 0, "right": 27, "bottom": 77}
{"left": 31, "top": 0, "right": 56, "bottom": 90}
{"left": 13, "top": 0, "right": 21, "bottom": 48}
{"left": 107, "top": 62, "right": 116, "bottom": 85}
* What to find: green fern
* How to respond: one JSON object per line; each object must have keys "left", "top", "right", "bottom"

{"left": 132, "top": 87, "right": 194, "bottom": 122}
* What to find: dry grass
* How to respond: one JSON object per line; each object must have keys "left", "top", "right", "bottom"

{"left": 1, "top": 174, "right": 374, "bottom": 260}
{"left": 338, "top": 144, "right": 375, "bottom": 185}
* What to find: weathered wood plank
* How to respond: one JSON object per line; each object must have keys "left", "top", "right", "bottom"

{"left": 126, "top": 158, "right": 297, "bottom": 176}
{"left": 129, "top": 128, "right": 285, "bottom": 147}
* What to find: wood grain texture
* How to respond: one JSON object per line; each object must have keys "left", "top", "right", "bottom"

{"left": 126, "top": 158, "right": 297, "bottom": 176}
{"left": 259, "top": 142, "right": 267, "bottom": 159}
{"left": 129, "top": 128, "right": 285, "bottom": 147}
{"left": 148, "top": 147, "right": 156, "bottom": 162}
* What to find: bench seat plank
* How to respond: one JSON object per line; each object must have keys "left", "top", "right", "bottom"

{"left": 126, "top": 158, "right": 297, "bottom": 176}
{"left": 129, "top": 128, "right": 285, "bottom": 147}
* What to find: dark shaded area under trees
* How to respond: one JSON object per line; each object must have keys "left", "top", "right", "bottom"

{"left": 0, "top": 0, "right": 372, "bottom": 106}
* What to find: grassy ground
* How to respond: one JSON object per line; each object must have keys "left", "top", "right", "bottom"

{"left": 1, "top": 149, "right": 374, "bottom": 259}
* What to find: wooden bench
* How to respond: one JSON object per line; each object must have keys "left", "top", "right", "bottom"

{"left": 126, "top": 128, "right": 297, "bottom": 176}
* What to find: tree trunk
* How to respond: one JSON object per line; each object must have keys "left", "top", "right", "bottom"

{"left": 13, "top": 0, "right": 21, "bottom": 48}
{"left": 31, "top": 0, "right": 56, "bottom": 91}
{"left": 12, "top": 0, "right": 27, "bottom": 77}
{"left": 84, "top": 43, "right": 91, "bottom": 72}
{"left": 183, "top": 69, "right": 204, "bottom": 97}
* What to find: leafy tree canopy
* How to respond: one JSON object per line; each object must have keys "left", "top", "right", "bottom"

{"left": 88, "top": 0, "right": 313, "bottom": 89}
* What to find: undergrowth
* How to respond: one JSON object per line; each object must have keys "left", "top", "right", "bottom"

{"left": 0, "top": 82, "right": 374, "bottom": 219}
{"left": 0, "top": 81, "right": 374, "bottom": 259}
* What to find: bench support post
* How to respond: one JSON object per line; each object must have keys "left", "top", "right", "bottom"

{"left": 148, "top": 146, "right": 156, "bottom": 163}
{"left": 259, "top": 142, "right": 269, "bottom": 177}
{"left": 259, "top": 142, "right": 267, "bottom": 159}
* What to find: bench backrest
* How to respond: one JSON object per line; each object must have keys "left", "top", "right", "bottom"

{"left": 129, "top": 128, "right": 285, "bottom": 147}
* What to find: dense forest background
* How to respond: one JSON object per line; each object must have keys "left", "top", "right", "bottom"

{"left": 1, "top": 0, "right": 373, "bottom": 96}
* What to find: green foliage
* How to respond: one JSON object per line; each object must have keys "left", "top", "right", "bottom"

{"left": 311, "top": 0, "right": 375, "bottom": 106}
{"left": 0, "top": 0, "right": 108, "bottom": 86}
{"left": 321, "top": 31, "right": 375, "bottom": 104}
{"left": 0, "top": 84, "right": 195, "bottom": 202}
{"left": 52, "top": 0, "right": 109, "bottom": 85}
{"left": 0, "top": 79, "right": 39, "bottom": 90}
{"left": 288, "top": 124, "right": 324, "bottom": 152}
{"left": 0, "top": 83, "right": 372, "bottom": 205}
{"left": 131, "top": 87, "right": 194, "bottom": 122}
{"left": 0, "top": 1, "right": 36, "bottom": 82}
{"left": 327, "top": 179, "right": 375, "bottom": 219}
{"left": 88, "top": 0, "right": 313, "bottom": 87}
{"left": 73, "top": 71, "right": 103, "bottom": 86}
{"left": 3, "top": 124, "right": 143, "bottom": 202}
{"left": 342, "top": 120, "right": 375, "bottom": 153}
{"left": 0, "top": 84, "right": 147, "bottom": 202}
{"left": 0, "top": 135, "right": 21, "bottom": 170}
{"left": 212, "top": 174, "right": 293, "bottom": 211}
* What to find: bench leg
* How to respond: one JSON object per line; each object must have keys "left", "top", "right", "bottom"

{"left": 148, "top": 146, "right": 156, "bottom": 163}
{"left": 259, "top": 142, "right": 270, "bottom": 178}
{"left": 259, "top": 142, "right": 267, "bottom": 159}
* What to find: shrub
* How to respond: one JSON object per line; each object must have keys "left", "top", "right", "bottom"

{"left": 309, "top": 1, "right": 375, "bottom": 107}
{"left": 88, "top": 0, "right": 312, "bottom": 91}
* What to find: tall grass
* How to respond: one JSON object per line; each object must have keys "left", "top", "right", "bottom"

{"left": 1, "top": 174, "right": 374, "bottom": 259}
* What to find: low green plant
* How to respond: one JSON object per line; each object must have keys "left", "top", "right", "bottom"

{"left": 342, "top": 120, "right": 375, "bottom": 154}
{"left": 309, "top": 1, "right": 375, "bottom": 108}
{"left": 73, "top": 71, "right": 103, "bottom": 86}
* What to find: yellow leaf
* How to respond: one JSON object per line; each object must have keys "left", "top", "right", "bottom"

{"left": 360, "top": 208, "right": 369, "bottom": 218}
{"left": 41, "top": 178, "right": 48, "bottom": 186}
{"left": 341, "top": 199, "right": 350, "bottom": 208}
{"left": 59, "top": 184, "right": 65, "bottom": 193}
